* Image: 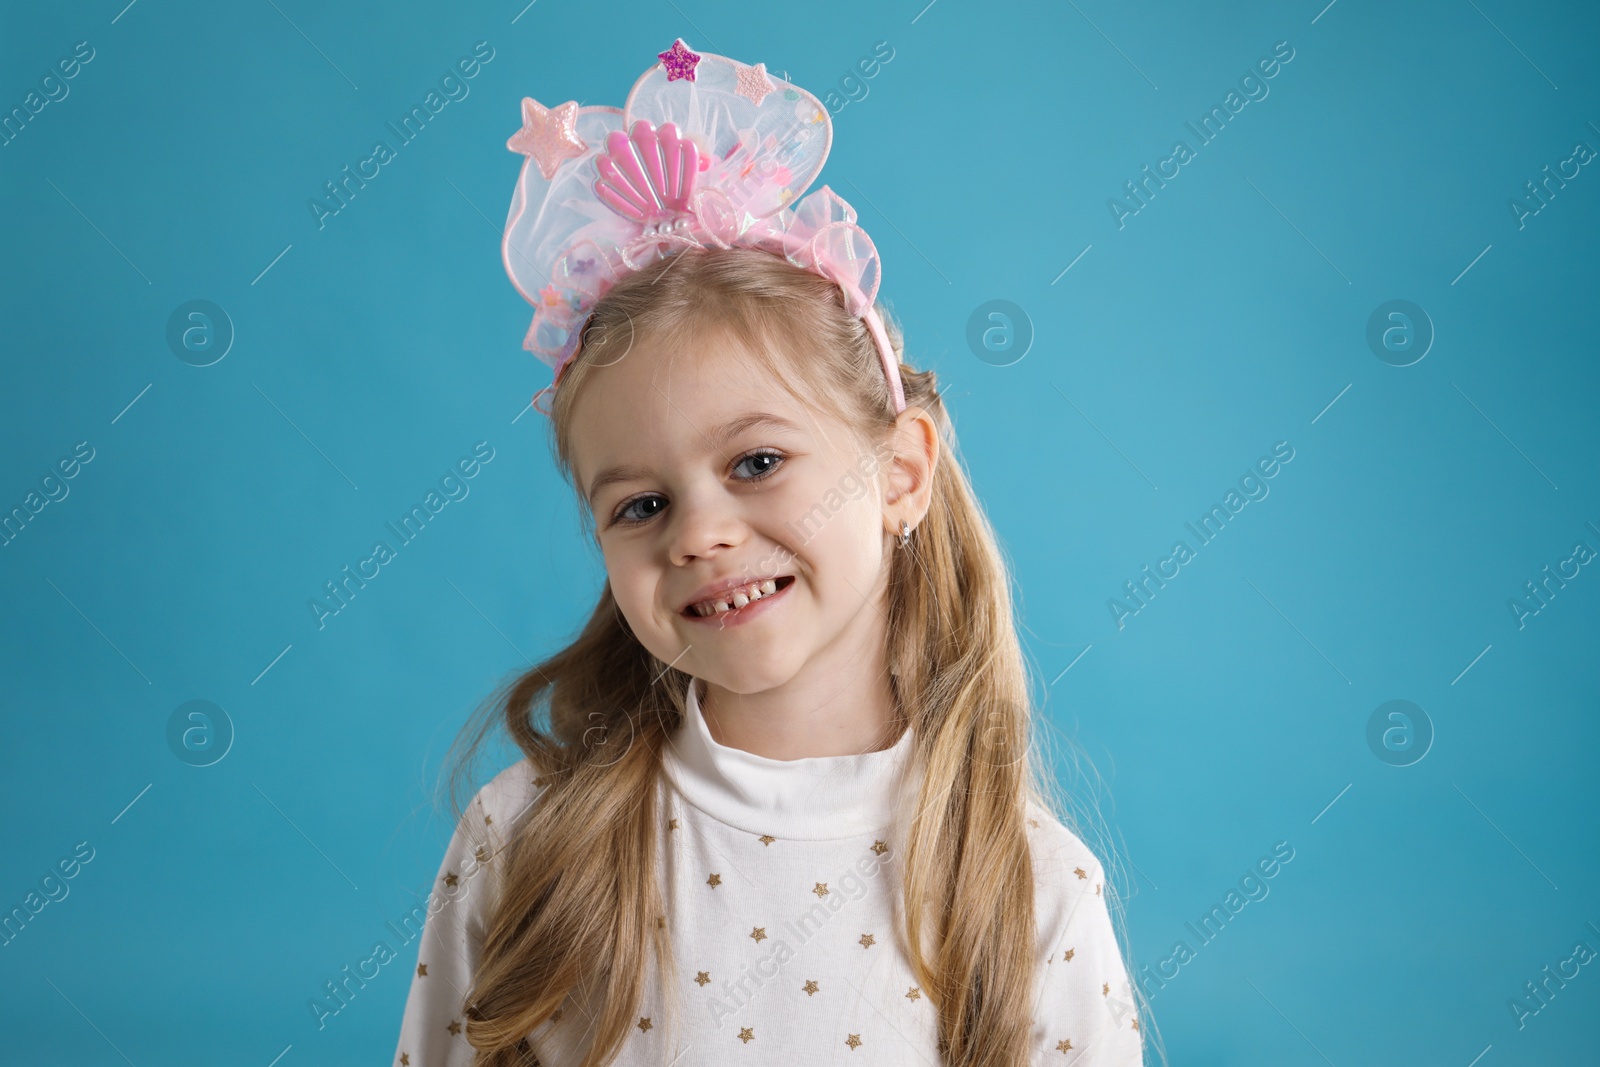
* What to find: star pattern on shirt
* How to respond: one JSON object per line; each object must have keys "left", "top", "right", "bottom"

{"left": 858, "top": 933, "right": 876, "bottom": 949}
{"left": 637, "top": 1017, "right": 652, "bottom": 1032}
{"left": 738, "top": 1026, "right": 755, "bottom": 1044}
{"left": 707, "top": 872, "right": 722, "bottom": 889}
{"left": 803, "top": 979, "right": 819, "bottom": 995}
{"left": 1063, "top": 948, "right": 1075, "bottom": 961}
{"left": 1073, "top": 867, "right": 1087, "bottom": 880}
{"left": 668, "top": 818, "right": 680, "bottom": 831}
{"left": 905, "top": 986, "right": 922, "bottom": 1001}
{"left": 871, "top": 840, "right": 888, "bottom": 855}
{"left": 447, "top": 1020, "right": 461, "bottom": 1036}
{"left": 751, "top": 926, "right": 768, "bottom": 943}
{"left": 813, "top": 882, "right": 829, "bottom": 898}
{"left": 845, "top": 1033, "right": 863, "bottom": 1050}
{"left": 1103, "top": 982, "right": 1110, "bottom": 995}
{"left": 400, "top": 1055, "right": 411, "bottom": 1066}
{"left": 695, "top": 970, "right": 711, "bottom": 986}
{"left": 443, "top": 871, "right": 459, "bottom": 888}
{"left": 475, "top": 845, "right": 491, "bottom": 864}
{"left": 1056, "top": 1038, "right": 1074, "bottom": 1053}
{"left": 416, "top": 963, "right": 427, "bottom": 977}
{"left": 759, "top": 834, "right": 775, "bottom": 846}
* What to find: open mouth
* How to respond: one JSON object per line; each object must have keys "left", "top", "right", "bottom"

{"left": 681, "top": 575, "right": 795, "bottom": 619}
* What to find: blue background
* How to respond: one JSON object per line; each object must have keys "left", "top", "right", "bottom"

{"left": 2, "top": 0, "right": 1596, "bottom": 1064}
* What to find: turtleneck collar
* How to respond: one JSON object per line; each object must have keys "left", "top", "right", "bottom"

{"left": 660, "top": 675, "right": 918, "bottom": 841}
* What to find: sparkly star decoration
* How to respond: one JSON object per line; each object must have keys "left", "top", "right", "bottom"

{"left": 905, "top": 987, "right": 921, "bottom": 1001}
{"left": 1073, "top": 867, "right": 1088, "bottom": 880}
{"left": 845, "top": 1034, "right": 862, "bottom": 1050}
{"left": 1063, "top": 948, "right": 1075, "bottom": 961}
{"left": 759, "top": 834, "right": 775, "bottom": 846}
{"left": 416, "top": 963, "right": 428, "bottom": 977}
{"left": 1132, "top": 1018, "right": 1140, "bottom": 1031}
{"left": 707, "top": 873, "right": 722, "bottom": 889}
{"left": 443, "top": 871, "right": 459, "bottom": 887}
{"left": 475, "top": 846, "right": 491, "bottom": 864}
{"left": 751, "top": 926, "right": 768, "bottom": 943}
{"left": 657, "top": 39, "right": 701, "bottom": 82}
{"left": 734, "top": 62, "right": 777, "bottom": 105}
{"left": 484, "top": 813, "right": 493, "bottom": 825}
{"left": 1056, "top": 1039, "right": 1074, "bottom": 1053}
{"left": 448, "top": 1020, "right": 462, "bottom": 1036}
{"left": 813, "top": 883, "right": 829, "bottom": 898}
{"left": 695, "top": 971, "right": 711, "bottom": 987}
{"left": 737, "top": 1027, "right": 755, "bottom": 1044}
{"left": 1103, "top": 982, "right": 1110, "bottom": 996}
{"left": 637, "top": 1017, "right": 653, "bottom": 1032}
{"left": 507, "top": 98, "right": 588, "bottom": 180}
{"left": 871, "top": 840, "right": 888, "bottom": 855}
{"left": 400, "top": 1055, "right": 411, "bottom": 1066}
{"left": 802, "top": 979, "right": 819, "bottom": 996}
{"left": 1096, "top": 883, "right": 1102, "bottom": 895}
{"left": 668, "top": 818, "right": 680, "bottom": 831}
{"left": 858, "top": 933, "right": 876, "bottom": 949}
{"left": 1028, "top": 817, "right": 1040, "bottom": 828}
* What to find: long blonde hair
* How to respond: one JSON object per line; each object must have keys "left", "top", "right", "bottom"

{"left": 440, "top": 246, "right": 1151, "bottom": 1065}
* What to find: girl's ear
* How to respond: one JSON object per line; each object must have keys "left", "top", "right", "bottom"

{"left": 881, "top": 404, "right": 939, "bottom": 536}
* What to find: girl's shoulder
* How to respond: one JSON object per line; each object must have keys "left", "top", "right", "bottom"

{"left": 464, "top": 756, "right": 552, "bottom": 845}
{"left": 1021, "top": 799, "right": 1113, "bottom": 899}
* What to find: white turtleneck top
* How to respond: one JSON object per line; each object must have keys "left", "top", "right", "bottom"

{"left": 393, "top": 678, "right": 1144, "bottom": 1065}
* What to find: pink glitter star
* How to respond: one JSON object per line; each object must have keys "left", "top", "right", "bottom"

{"left": 507, "top": 98, "right": 587, "bottom": 180}
{"left": 657, "top": 39, "right": 701, "bottom": 82}
{"left": 734, "top": 62, "right": 777, "bottom": 105}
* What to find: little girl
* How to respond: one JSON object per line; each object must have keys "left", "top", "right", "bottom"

{"left": 394, "top": 40, "right": 1148, "bottom": 1067}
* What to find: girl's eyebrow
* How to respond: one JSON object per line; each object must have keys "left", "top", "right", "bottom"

{"left": 585, "top": 411, "right": 804, "bottom": 507}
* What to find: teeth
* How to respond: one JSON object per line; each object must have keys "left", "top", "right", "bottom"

{"left": 692, "top": 578, "right": 782, "bottom": 617}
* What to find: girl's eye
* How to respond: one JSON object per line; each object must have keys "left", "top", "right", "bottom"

{"left": 609, "top": 449, "right": 787, "bottom": 528}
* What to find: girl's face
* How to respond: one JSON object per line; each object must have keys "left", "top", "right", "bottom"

{"left": 568, "top": 328, "right": 900, "bottom": 697}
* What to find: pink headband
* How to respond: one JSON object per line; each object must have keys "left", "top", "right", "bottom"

{"left": 501, "top": 39, "right": 907, "bottom": 418}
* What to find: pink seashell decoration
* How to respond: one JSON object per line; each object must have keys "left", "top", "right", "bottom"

{"left": 592, "top": 119, "right": 700, "bottom": 222}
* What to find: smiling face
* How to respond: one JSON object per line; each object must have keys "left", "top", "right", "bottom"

{"left": 568, "top": 324, "right": 900, "bottom": 697}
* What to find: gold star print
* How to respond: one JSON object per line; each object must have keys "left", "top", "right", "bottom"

{"left": 1063, "top": 948, "right": 1075, "bottom": 961}
{"left": 759, "top": 834, "right": 775, "bottom": 846}
{"left": 668, "top": 818, "right": 680, "bottom": 831}
{"left": 448, "top": 1020, "right": 462, "bottom": 1036}
{"left": 845, "top": 1033, "right": 862, "bottom": 1050}
{"left": 707, "top": 873, "right": 723, "bottom": 889}
{"left": 738, "top": 1027, "right": 754, "bottom": 1044}
{"left": 695, "top": 971, "right": 711, "bottom": 987}
{"left": 657, "top": 916, "right": 667, "bottom": 928}
{"left": 533, "top": 776, "right": 546, "bottom": 788}
{"left": 1096, "top": 883, "right": 1102, "bottom": 895}
{"left": 637, "top": 1017, "right": 652, "bottom": 1032}
{"left": 803, "top": 979, "right": 819, "bottom": 996}
{"left": 484, "top": 813, "right": 493, "bottom": 825}
{"left": 1132, "top": 1018, "right": 1140, "bottom": 1031}
{"left": 1056, "top": 1038, "right": 1073, "bottom": 1053}
{"left": 905, "top": 986, "right": 921, "bottom": 1001}
{"left": 400, "top": 1055, "right": 410, "bottom": 1066}
{"left": 813, "top": 883, "right": 829, "bottom": 898}
{"left": 1073, "top": 867, "right": 1087, "bottom": 880}
{"left": 416, "top": 963, "right": 428, "bottom": 977}
{"left": 475, "top": 846, "right": 491, "bottom": 864}
{"left": 858, "top": 933, "right": 876, "bottom": 949}
{"left": 1028, "top": 817, "right": 1040, "bottom": 828}
{"left": 751, "top": 927, "right": 768, "bottom": 943}
{"left": 443, "top": 871, "right": 459, "bottom": 888}
{"left": 1102, "top": 982, "right": 1110, "bottom": 995}
{"left": 871, "top": 840, "right": 888, "bottom": 855}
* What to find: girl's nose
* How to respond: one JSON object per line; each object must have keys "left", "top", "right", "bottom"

{"left": 667, "top": 493, "right": 745, "bottom": 564}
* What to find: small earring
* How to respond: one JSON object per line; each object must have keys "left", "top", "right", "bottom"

{"left": 898, "top": 520, "right": 912, "bottom": 547}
